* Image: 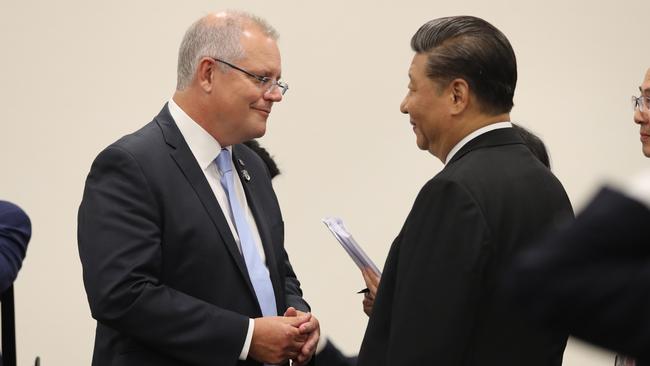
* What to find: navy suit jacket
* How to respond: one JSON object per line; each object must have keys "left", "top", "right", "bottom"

{"left": 357, "top": 128, "right": 573, "bottom": 366}
{"left": 509, "top": 187, "right": 650, "bottom": 362}
{"left": 0, "top": 201, "right": 30, "bottom": 294}
{"left": 78, "top": 105, "right": 310, "bottom": 366}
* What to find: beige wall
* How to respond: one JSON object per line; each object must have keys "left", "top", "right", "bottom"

{"left": 1, "top": 0, "right": 648, "bottom": 364}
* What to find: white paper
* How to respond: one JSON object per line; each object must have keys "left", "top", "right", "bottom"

{"left": 322, "top": 217, "right": 381, "bottom": 276}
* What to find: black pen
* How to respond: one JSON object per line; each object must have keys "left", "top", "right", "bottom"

{"left": 357, "top": 288, "right": 370, "bottom": 294}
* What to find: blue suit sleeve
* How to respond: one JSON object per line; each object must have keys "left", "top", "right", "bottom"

{"left": 0, "top": 201, "right": 31, "bottom": 293}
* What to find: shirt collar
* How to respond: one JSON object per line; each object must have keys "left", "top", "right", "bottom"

{"left": 445, "top": 121, "right": 513, "bottom": 164}
{"left": 168, "top": 98, "right": 230, "bottom": 170}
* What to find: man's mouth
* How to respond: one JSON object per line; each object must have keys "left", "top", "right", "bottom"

{"left": 252, "top": 107, "right": 271, "bottom": 115}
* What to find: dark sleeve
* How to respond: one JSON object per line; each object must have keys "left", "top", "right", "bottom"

{"left": 0, "top": 201, "right": 31, "bottom": 294}
{"left": 78, "top": 146, "right": 248, "bottom": 365}
{"left": 283, "top": 248, "right": 310, "bottom": 313}
{"left": 386, "top": 179, "right": 491, "bottom": 365}
{"left": 507, "top": 187, "right": 650, "bottom": 360}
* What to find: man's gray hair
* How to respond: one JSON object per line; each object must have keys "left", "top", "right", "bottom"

{"left": 176, "top": 10, "right": 279, "bottom": 90}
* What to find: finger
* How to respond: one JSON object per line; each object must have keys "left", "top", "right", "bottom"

{"left": 285, "top": 312, "right": 311, "bottom": 327}
{"left": 298, "top": 317, "right": 316, "bottom": 334}
{"left": 302, "top": 330, "right": 319, "bottom": 353}
{"left": 369, "top": 270, "right": 380, "bottom": 286}
{"left": 296, "top": 351, "right": 313, "bottom": 365}
{"left": 362, "top": 270, "right": 377, "bottom": 294}
{"left": 294, "top": 333, "right": 308, "bottom": 343}
{"left": 284, "top": 306, "right": 297, "bottom": 317}
{"left": 363, "top": 267, "right": 380, "bottom": 287}
{"left": 289, "top": 338, "right": 306, "bottom": 353}
{"left": 363, "top": 302, "right": 372, "bottom": 316}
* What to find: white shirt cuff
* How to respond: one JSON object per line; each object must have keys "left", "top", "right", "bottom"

{"left": 239, "top": 318, "right": 255, "bottom": 360}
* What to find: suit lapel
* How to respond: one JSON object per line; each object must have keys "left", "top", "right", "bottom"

{"left": 153, "top": 105, "right": 257, "bottom": 299}
{"left": 232, "top": 146, "right": 284, "bottom": 312}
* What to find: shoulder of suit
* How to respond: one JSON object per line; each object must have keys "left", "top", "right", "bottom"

{"left": 99, "top": 120, "right": 163, "bottom": 158}
{"left": 0, "top": 201, "right": 30, "bottom": 231}
{"left": 419, "top": 176, "right": 477, "bottom": 205}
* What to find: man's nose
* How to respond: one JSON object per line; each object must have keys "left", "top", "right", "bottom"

{"left": 400, "top": 98, "right": 408, "bottom": 114}
{"left": 634, "top": 108, "right": 648, "bottom": 124}
{"left": 264, "top": 86, "right": 283, "bottom": 102}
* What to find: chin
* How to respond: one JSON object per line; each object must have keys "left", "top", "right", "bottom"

{"left": 255, "top": 125, "right": 267, "bottom": 138}
{"left": 415, "top": 139, "right": 428, "bottom": 151}
{"left": 245, "top": 120, "right": 267, "bottom": 139}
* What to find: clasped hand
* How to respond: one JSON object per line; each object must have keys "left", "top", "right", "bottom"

{"left": 250, "top": 307, "right": 320, "bottom": 365}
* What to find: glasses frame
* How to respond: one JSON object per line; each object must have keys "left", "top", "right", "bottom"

{"left": 632, "top": 95, "right": 650, "bottom": 112}
{"left": 210, "top": 57, "right": 289, "bottom": 95}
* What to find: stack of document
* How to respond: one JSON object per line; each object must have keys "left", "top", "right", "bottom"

{"left": 322, "top": 217, "right": 381, "bottom": 276}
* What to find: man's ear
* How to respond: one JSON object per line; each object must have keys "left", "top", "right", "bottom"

{"left": 449, "top": 78, "right": 469, "bottom": 115}
{"left": 197, "top": 57, "right": 216, "bottom": 93}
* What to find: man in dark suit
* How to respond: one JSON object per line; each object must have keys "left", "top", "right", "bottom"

{"left": 356, "top": 16, "right": 573, "bottom": 366}
{"left": 507, "top": 68, "right": 650, "bottom": 364}
{"left": 78, "top": 11, "right": 318, "bottom": 366}
{"left": 0, "top": 201, "right": 30, "bottom": 295}
{"left": 0, "top": 200, "right": 31, "bottom": 366}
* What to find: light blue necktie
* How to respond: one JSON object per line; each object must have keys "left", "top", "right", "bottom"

{"left": 216, "top": 148, "right": 277, "bottom": 317}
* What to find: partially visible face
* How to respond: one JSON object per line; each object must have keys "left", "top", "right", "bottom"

{"left": 212, "top": 26, "right": 283, "bottom": 144}
{"left": 635, "top": 68, "right": 650, "bottom": 157}
{"left": 399, "top": 53, "right": 451, "bottom": 159}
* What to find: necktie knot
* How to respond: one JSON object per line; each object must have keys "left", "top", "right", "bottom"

{"left": 216, "top": 148, "right": 232, "bottom": 175}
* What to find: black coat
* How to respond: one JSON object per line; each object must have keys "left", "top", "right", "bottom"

{"left": 357, "top": 128, "right": 573, "bottom": 366}
{"left": 508, "top": 187, "right": 650, "bottom": 363}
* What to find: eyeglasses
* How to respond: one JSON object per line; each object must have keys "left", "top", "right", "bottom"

{"left": 631, "top": 95, "right": 650, "bottom": 112}
{"left": 210, "top": 57, "right": 289, "bottom": 96}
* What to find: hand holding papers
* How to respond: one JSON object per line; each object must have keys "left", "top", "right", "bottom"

{"left": 322, "top": 217, "right": 381, "bottom": 276}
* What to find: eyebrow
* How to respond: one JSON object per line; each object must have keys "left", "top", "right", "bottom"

{"left": 641, "top": 86, "right": 650, "bottom": 96}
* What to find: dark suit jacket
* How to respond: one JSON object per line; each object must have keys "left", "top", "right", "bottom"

{"left": 78, "top": 104, "right": 310, "bottom": 366}
{"left": 0, "top": 201, "right": 30, "bottom": 366}
{"left": 0, "top": 201, "right": 30, "bottom": 294}
{"left": 508, "top": 187, "right": 650, "bottom": 362}
{"left": 357, "top": 128, "right": 573, "bottom": 366}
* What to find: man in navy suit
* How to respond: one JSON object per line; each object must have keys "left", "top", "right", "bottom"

{"left": 0, "top": 201, "right": 30, "bottom": 295}
{"left": 0, "top": 200, "right": 31, "bottom": 366}
{"left": 78, "top": 10, "right": 318, "bottom": 366}
{"left": 508, "top": 67, "right": 650, "bottom": 363}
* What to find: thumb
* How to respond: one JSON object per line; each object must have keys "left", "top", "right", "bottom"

{"left": 284, "top": 306, "right": 297, "bottom": 317}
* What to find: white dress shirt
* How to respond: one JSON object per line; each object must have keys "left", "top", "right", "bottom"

{"left": 445, "top": 121, "right": 513, "bottom": 164}
{"left": 168, "top": 98, "right": 264, "bottom": 361}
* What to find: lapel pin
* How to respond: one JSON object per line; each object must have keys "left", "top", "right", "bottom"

{"left": 237, "top": 158, "right": 245, "bottom": 167}
{"left": 242, "top": 169, "right": 251, "bottom": 182}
